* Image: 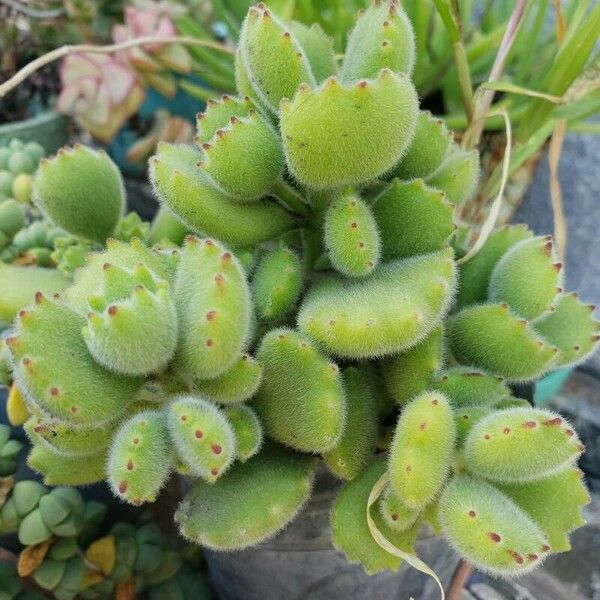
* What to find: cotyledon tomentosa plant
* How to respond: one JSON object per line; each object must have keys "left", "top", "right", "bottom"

{"left": 5, "top": 0, "right": 599, "bottom": 582}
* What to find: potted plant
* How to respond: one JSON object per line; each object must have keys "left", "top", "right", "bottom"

{"left": 1, "top": 2, "right": 598, "bottom": 599}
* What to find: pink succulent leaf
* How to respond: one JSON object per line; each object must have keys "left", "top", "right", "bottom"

{"left": 125, "top": 6, "right": 160, "bottom": 37}
{"left": 155, "top": 16, "right": 177, "bottom": 38}
{"left": 81, "top": 81, "right": 145, "bottom": 143}
{"left": 87, "top": 54, "right": 115, "bottom": 67}
{"left": 56, "top": 77, "right": 100, "bottom": 115}
{"left": 82, "top": 82, "right": 112, "bottom": 127}
{"left": 99, "top": 62, "right": 137, "bottom": 104}
{"left": 56, "top": 85, "right": 83, "bottom": 114}
{"left": 60, "top": 53, "right": 100, "bottom": 86}
{"left": 121, "top": 5, "right": 177, "bottom": 51}
{"left": 112, "top": 23, "right": 131, "bottom": 44}
{"left": 77, "top": 77, "right": 100, "bottom": 104}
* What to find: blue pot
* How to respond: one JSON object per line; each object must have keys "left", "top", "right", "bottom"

{"left": 533, "top": 367, "right": 574, "bottom": 406}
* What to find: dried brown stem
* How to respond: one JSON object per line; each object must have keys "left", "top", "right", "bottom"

{"left": 445, "top": 559, "right": 473, "bottom": 600}
{"left": 465, "top": 0, "right": 529, "bottom": 148}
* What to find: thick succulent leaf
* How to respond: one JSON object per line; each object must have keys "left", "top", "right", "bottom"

{"left": 382, "top": 324, "right": 444, "bottom": 405}
{"left": 253, "top": 328, "right": 346, "bottom": 453}
{"left": 439, "top": 475, "right": 549, "bottom": 576}
{"left": 8, "top": 296, "right": 139, "bottom": 426}
{"left": 430, "top": 367, "right": 510, "bottom": 408}
{"left": 390, "top": 111, "right": 452, "bottom": 180}
{"left": 388, "top": 391, "right": 455, "bottom": 509}
{"left": 489, "top": 236, "right": 563, "bottom": 320}
{"left": 464, "top": 407, "right": 583, "bottom": 483}
{"left": 323, "top": 366, "right": 378, "bottom": 480}
{"left": 298, "top": 248, "right": 456, "bottom": 359}
{"left": 497, "top": 468, "right": 590, "bottom": 553}
{"left": 238, "top": 4, "right": 315, "bottom": 113}
{"left": 33, "top": 146, "right": 125, "bottom": 243}
{"left": 340, "top": 0, "right": 415, "bottom": 81}
{"left": 331, "top": 457, "right": 421, "bottom": 574}
{"left": 174, "top": 236, "right": 251, "bottom": 379}
{"left": 456, "top": 224, "right": 533, "bottom": 309}
{"left": 149, "top": 143, "right": 295, "bottom": 246}
{"left": 324, "top": 189, "right": 381, "bottom": 277}
{"left": 175, "top": 443, "right": 315, "bottom": 550}
{"left": 167, "top": 396, "right": 235, "bottom": 483}
{"left": 425, "top": 147, "right": 479, "bottom": 205}
{"left": 288, "top": 21, "right": 337, "bottom": 82}
{"left": 372, "top": 178, "right": 455, "bottom": 260}
{"left": 449, "top": 303, "right": 560, "bottom": 381}
{"left": 280, "top": 70, "right": 418, "bottom": 189}
{"left": 107, "top": 411, "right": 173, "bottom": 505}
{"left": 533, "top": 292, "right": 600, "bottom": 368}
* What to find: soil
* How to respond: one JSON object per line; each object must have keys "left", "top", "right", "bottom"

{"left": 0, "top": 63, "right": 60, "bottom": 125}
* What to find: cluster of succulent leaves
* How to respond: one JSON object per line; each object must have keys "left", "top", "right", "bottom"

{"left": 3, "top": 0, "right": 599, "bottom": 579}
{"left": 0, "top": 140, "right": 164, "bottom": 333}
{"left": 0, "top": 425, "right": 211, "bottom": 600}
{"left": 0, "top": 139, "right": 43, "bottom": 203}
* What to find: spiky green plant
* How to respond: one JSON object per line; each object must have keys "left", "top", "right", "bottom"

{"left": 3, "top": 0, "right": 598, "bottom": 584}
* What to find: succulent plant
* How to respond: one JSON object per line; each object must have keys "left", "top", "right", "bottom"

{"left": 3, "top": 0, "right": 598, "bottom": 585}
{"left": 0, "top": 425, "right": 211, "bottom": 600}
{"left": 56, "top": 2, "right": 194, "bottom": 145}
{"left": 0, "top": 139, "right": 44, "bottom": 203}
{"left": 113, "top": 3, "right": 192, "bottom": 98}
{"left": 57, "top": 53, "right": 146, "bottom": 144}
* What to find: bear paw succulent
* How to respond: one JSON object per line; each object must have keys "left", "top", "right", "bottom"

{"left": 4, "top": 1, "right": 597, "bottom": 586}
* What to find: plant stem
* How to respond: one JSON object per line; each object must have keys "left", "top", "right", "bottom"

{"left": 433, "top": 0, "right": 476, "bottom": 122}
{"left": 465, "top": 0, "right": 529, "bottom": 148}
{"left": 457, "top": 109, "right": 512, "bottom": 266}
{"left": 366, "top": 471, "right": 445, "bottom": 599}
{"left": 446, "top": 559, "right": 473, "bottom": 600}
{"left": 0, "top": 36, "right": 235, "bottom": 99}
{"left": 479, "top": 120, "right": 554, "bottom": 201}
{"left": 549, "top": 120, "right": 568, "bottom": 263}
{"left": 452, "top": 41, "right": 475, "bottom": 122}
{"left": 272, "top": 180, "right": 311, "bottom": 218}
